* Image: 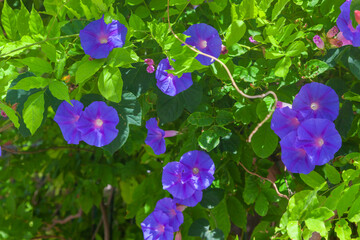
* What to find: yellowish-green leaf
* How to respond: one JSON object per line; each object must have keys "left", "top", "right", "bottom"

{"left": 22, "top": 91, "right": 45, "bottom": 135}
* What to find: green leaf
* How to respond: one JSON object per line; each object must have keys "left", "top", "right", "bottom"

{"left": 17, "top": 57, "right": 53, "bottom": 75}
{"left": 287, "top": 221, "right": 301, "bottom": 240}
{"left": 336, "top": 184, "right": 360, "bottom": 217}
{"left": 215, "top": 110, "right": 233, "bottom": 125}
{"left": 210, "top": 200, "right": 231, "bottom": 238}
{"left": 254, "top": 193, "right": 269, "bottom": 216}
{"left": 324, "top": 164, "right": 341, "bottom": 184}
{"left": 0, "top": 103, "right": 19, "bottom": 128}
{"left": 305, "top": 219, "right": 327, "bottom": 237}
{"left": 251, "top": 123, "right": 278, "bottom": 158}
{"left": 324, "top": 183, "right": 345, "bottom": 210}
{"left": 122, "top": 63, "right": 155, "bottom": 97}
{"left": 348, "top": 196, "right": 360, "bottom": 223}
{"left": 188, "top": 218, "right": 210, "bottom": 238}
{"left": 49, "top": 80, "right": 71, "bottom": 103}
{"left": 243, "top": 175, "right": 259, "bottom": 204}
{"left": 16, "top": 1, "right": 30, "bottom": 37}
{"left": 98, "top": 67, "right": 123, "bottom": 103}
{"left": 286, "top": 41, "right": 306, "bottom": 57}
{"left": 29, "top": 5, "right": 45, "bottom": 36}
{"left": 1, "top": 0, "right": 17, "bottom": 39}
{"left": 129, "top": 13, "right": 146, "bottom": 38}
{"left": 225, "top": 20, "right": 246, "bottom": 47}
{"left": 208, "top": 0, "right": 228, "bottom": 13}
{"left": 200, "top": 188, "right": 225, "bottom": 209}
{"left": 75, "top": 59, "right": 105, "bottom": 84}
{"left": 307, "top": 207, "right": 334, "bottom": 221}
{"left": 126, "top": 0, "right": 143, "bottom": 5}
{"left": 303, "top": 60, "right": 329, "bottom": 79}
{"left": 348, "top": 48, "right": 360, "bottom": 80}
{"left": 198, "top": 130, "right": 220, "bottom": 152}
{"left": 272, "top": 0, "right": 290, "bottom": 21}
{"left": 343, "top": 91, "right": 360, "bottom": 102}
{"left": 188, "top": 112, "right": 214, "bottom": 126}
{"left": 300, "top": 171, "right": 328, "bottom": 190}
{"left": 335, "top": 219, "right": 352, "bottom": 240}
{"left": 11, "top": 77, "right": 50, "bottom": 91}
{"left": 107, "top": 48, "right": 139, "bottom": 67}
{"left": 227, "top": 196, "right": 247, "bottom": 229}
{"left": 239, "top": 0, "right": 258, "bottom": 19}
{"left": 157, "top": 93, "right": 184, "bottom": 123}
{"left": 274, "top": 56, "right": 292, "bottom": 78}
{"left": 22, "top": 91, "right": 45, "bottom": 135}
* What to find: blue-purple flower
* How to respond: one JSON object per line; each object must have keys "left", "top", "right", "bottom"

{"left": 180, "top": 150, "right": 215, "bottom": 191}
{"left": 141, "top": 211, "right": 174, "bottom": 240}
{"left": 174, "top": 190, "right": 203, "bottom": 207}
{"left": 79, "top": 16, "right": 127, "bottom": 59}
{"left": 54, "top": 100, "right": 84, "bottom": 144}
{"left": 297, "top": 118, "right": 342, "bottom": 166}
{"left": 280, "top": 131, "right": 315, "bottom": 174}
{"left": 292, "top": 82, "right": 339, "bottom": 121}
{"left": 336, "top": 0, "right": 360, "bottom": 47}
{"left": 183, "top": 23, "right": 222, "bottom": 66}
{"left": 162, "top": 162, "right": 196, "bottom": 199}
{"left": 155, "top": 58, "right": 193, "bottom": 96}
{"left": 145, "top": 118, "right": 178, "bottom": 155}
{"left": 154, "top": 198, "right": 184, "bottom": 232}
{"left": 77, "top": 101, "right": 119, "bottom": 147}
{"left": 271, "top": 107, "right": 302, "bottom": 139}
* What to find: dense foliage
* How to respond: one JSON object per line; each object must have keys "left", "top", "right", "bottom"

{"left": 0, "top": 0, "right": 360, "bottom": 239}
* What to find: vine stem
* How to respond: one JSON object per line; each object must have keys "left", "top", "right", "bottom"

{"left": 0, "top": 34, "right": 79, "bottom": 58}
{"left": 238, "top": 161, "right": 289, "bottom": 200}
{"left": 166, "top": 0, "right": 278, "bottom": 142}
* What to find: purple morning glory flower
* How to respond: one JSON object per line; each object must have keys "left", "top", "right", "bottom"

{"left": 141, "top": 211, "right": 174, "bottom": 240}
{"left": 271, "top": 107, "right": 303, "bottom": 139}
{"left": 162, "top": 162, "right": 196, "bottom": 199}
{"left": 336, "top": 0, "right": 360, "bottom": 47}
{"left": 183, "top": 23, "right": 222, "bottom": 66}
{"left": 292, "top": 82, "right": 339, "bottom": 121}
{"left": 297, "top": 118, "right": 342, "bottom": 166}
{"left": 174, "top": 190, "right": 203, "bottom": 207}
{"left": 145, "top": 118, "right": 178, "bottom": 155}
{"left": 77, "top": 101, "right": 119, "bottom": 147}
{"left": 154, "top": 198, "right": 184, "bottom": 232}
{"left": 155, "top": 58, "right": 193, "bottom": 96}
{"left": 54, "top": 100, "right": 84, "bottom": 144}
{"left": 79, "top": 16, "right": 127, "bottom": 59}
{"left": 280, "top": 131, "right": 315, "bottom": 174}
{"left": 180, "top": 150, "right": 215, "bottom": 191}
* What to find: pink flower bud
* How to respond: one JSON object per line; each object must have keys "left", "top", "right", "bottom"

{"left": 355, "top": 10, "right": 360, "bottom": 25}
{"left": 326, "top": 26, "right": 339, "bottom": 38}
{"left": 144, "top": 58, "right": 154, "bottom": 66}
{"left": 146, "top": 65, "right": 155, "bottom": 73}
{"left": 220, "top": 44, "right": 228, "bottom": 55}
{"left": 164, "top": 130, "right": 178, "bottom": 138}
{"left": 313, "top": 35, "right": 324, "bottom": 49}
{"left": 329, "top": 38, "right": 343, "bottom": 48}
{"left": 249, "top": 36, "right": 259, "bottom": 44}
{"left": 276, "top": 101, "right": 292, "bottom": 109}
{"left": 1, "top": 110, "right": 7, "bottom": 118}
{"left": 336, "top": 32, "right": 353, "bottom": 46}
{"left": 175, "top": 231, "right": 182, "bottom": 240}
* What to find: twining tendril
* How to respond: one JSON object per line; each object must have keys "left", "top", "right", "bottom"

{"left": 166, "top": 0, "right": 278, "bottom": 143}
{"left": 166, "top": 1, "right": 288, "bottom": 200}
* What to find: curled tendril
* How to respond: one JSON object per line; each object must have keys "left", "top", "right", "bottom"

{"left": 166, "top": 0, "right": 278, "bottom": 143}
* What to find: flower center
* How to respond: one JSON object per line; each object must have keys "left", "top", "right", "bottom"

{"left": 192, "top": 167, "right": 199, "bottom": 175}
{"left": 168, "top": 73, "right": 174, "bottom": 79}
{"left": 291, "top": 117, "right": 300, "bottom": 126}
{"left": 355, "top": 10, "right": 360, "bottom": 25}
{"left": 95, "top": 118, "right": 103, "bottom": 127}
{"left": 310, "top": 102, "right": 319, "bottom": 110}
{"left": 74, "top": 115, "right": 80, "bottom": 122}
{"left": 316, "top": 138, "right": 324, "bottom": 147}
{"left": 99, "top": 36, "right": 108, "bottom": 44}
{"left": 199, "top": 40, "right": 207, "bottom": 49}
{"left": 157, "top": 224, "right": 165, "bottom": 233}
